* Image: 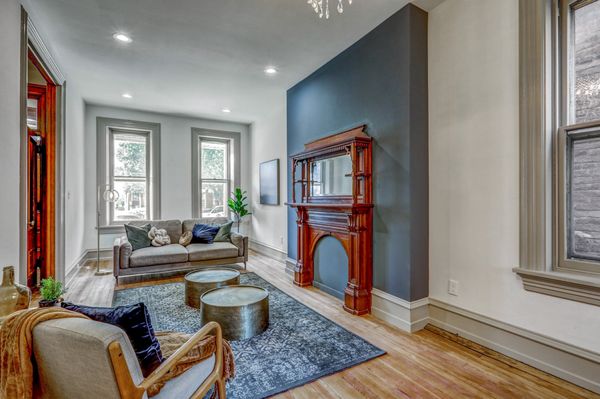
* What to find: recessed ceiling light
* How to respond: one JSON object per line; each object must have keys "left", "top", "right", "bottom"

{"left": 264, "top": 66, "right": 278, "bottom": 75}
{"left": 221, "top": 108, "right": 231, "bottom": 113}
{"left": 113, "top": 33, "right": 132, "bottom": 43}
{"left": 122, "top": 93, "right": 133, "bottom": 99}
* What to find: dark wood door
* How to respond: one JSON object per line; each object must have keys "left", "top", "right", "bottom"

{"left": 27, "top": 128, "right": 45, "bottom": 287}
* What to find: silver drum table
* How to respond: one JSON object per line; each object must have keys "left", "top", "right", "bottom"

{"left": 184, "top": 268, "right": 240, "bottom": 308}
{"left": 200, "top": 285, "right": 269, "bottom": 341}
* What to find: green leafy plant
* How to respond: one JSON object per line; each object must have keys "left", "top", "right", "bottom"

{"left": 228, "top": 188, "right": 250, "bottom": 232}
{"left": 40, "top": 277, "right": 63, "bottom": 302}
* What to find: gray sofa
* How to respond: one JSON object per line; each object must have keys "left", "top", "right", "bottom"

{"left": 113, "top": 217, "right": 248, "bottom": 284}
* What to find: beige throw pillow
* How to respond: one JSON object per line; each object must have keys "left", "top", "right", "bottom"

{"left": 179, "top": 231, "right": 192, "bottom": 246}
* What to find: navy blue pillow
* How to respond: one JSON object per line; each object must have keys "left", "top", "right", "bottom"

{"left": 192, "top": 223, "right": 220, "bottom": 244}
{"left": 61, "top": 302, "right": 163, "bottom": 377}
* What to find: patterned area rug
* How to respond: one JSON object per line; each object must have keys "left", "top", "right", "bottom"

{"left": 113, "top": 272, "right": 385, "bottom": 399}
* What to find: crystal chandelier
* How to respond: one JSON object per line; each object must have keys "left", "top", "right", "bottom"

{"left": 308, "top": 0, "right": 353, "bottom": 19}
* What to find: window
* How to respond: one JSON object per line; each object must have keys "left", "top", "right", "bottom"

{"left": 515, "top": 0, "right": 600, "bottom": 305}
{"left": 111, "top": 131, "right": 149, "bottom": 222}
{"left": 97, "top": 118, "right": 161, "bottom": 227}
{"left": 191, "top": 129, "right": 241, "bottom": 218}
{"left": 200, "top": 139, "right": 229, "bottom": 218}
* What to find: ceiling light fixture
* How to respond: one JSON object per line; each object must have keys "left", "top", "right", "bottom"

{"left": 264, "top": 66, "right": 278, "bottom": 75}
{"left": 222, "top": 108, "right": 231, "bottom": 113}
{"left": 308, "top": 0, "right": 352, "bottom": 19}
{"left": 122, "top": 93, "right": 133, "bottom": 99}
{"left": 113, "top": 33, "right": 132, "bottom": 43}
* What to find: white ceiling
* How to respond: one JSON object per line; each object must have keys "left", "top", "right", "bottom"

{"left": 26, "top": 0, "right": 440, "bottom": 124}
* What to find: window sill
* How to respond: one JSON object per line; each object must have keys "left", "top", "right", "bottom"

{"left": 513, "top": 267, "right": 600, "bottom": 306}
{"left": 97, "top": 225, "right": 126, "bottom": 234}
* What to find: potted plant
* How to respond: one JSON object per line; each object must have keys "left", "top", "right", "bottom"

{"left": 39, "top": 277, "right": 63, "bottom": 308}
{"left": 228, "top": 188, "right": 251, "bottom": 232}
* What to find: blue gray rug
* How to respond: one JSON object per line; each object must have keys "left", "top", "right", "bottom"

{"left": 113, "top": 272, "right": 385, "bottom": 399}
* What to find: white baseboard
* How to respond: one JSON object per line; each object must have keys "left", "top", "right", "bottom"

{"left": 248, "top": 239, "right": 287, "bottom": 262}
{"left": 428, "top": 298, "right": 600, "bottom": 394}
{"left": 65, "top": 248, "right": 113, "bottom": 288}
{"left": 371, "top": 289, "right": 429, "bottom": 333}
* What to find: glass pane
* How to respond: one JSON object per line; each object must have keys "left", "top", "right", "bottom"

{"left": 26, "top": 99, "right": 38, "bottom": 129}
{"left": 201, "top": 141, "right": 227, "bottom": 179}
{"left": 569, "top": 135, "right": 600, "bottom": 261}
{"left": 113, "top": 134, "right": 147, "bottom": 177}
{"left": 573, "top": 1, "right": 600, "bottom": 123}
{"left": 310, "top": 155, "right": 352, "bottom": 196}
{"left": 202, "top": 181, "right": 227, "bottom": 217}
{"left": 113, "top": 180, "right": 148, "bottom": 221}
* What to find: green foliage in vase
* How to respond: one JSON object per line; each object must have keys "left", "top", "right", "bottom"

{"left": 228, "top": 188, "right": 250, "bottom": 232}
{"left": 40, "top": 277, "right": 63, "bottom": 301}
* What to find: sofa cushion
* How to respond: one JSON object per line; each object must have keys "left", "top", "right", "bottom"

{"left": 187, "top": 242, "right": 240, "bottom": 262}
{"left": 130, "top": 244, "right": 188, "bottom": 267}
{"left": 182, "top": 218, "right": 229, "bottom": 233}
{"left": 128, "top": 219, "right": 182, "bottom": 243}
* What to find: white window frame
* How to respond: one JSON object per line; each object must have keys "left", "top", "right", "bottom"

{"left": 97, "top": 117, "right": 161, "bottom": 230}
{"left": 191, "top": 128, "right": 241, "bottom": 218}
{"left": 514, "top": 0, "right": 600, "bottom": 306}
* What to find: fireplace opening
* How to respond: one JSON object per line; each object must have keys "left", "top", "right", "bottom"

{"left": 313, "top": 236, "right": 348, "bottom": 300}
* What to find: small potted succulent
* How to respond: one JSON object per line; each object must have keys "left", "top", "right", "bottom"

{"left": 39, "top": 277, "right": 63, "bottom": 308}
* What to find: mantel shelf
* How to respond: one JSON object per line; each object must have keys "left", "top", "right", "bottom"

{"left": 285, "top": 202, "right": 374, "bottom": 209}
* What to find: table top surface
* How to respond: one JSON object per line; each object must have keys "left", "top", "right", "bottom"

{"left": 201, "top": 285, "right": 268, "bottom": 307}
{"left": 185, "top": 268, "right": 240, "bottom": 284}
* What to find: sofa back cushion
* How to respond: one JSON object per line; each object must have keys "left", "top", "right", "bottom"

{"left": 182, "top": 218, "right": 229, "bottom": 233}
{"left": 128, "top": 219, "right": 182, "bottom": 243}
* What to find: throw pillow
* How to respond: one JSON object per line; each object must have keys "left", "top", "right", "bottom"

{"left": 214, "top": 221, "right": 234, "bottom": 242}
{"left": 125, "top": 224, "right": 152, "bottom": 251}
{"left": 179, "top": 231, "right": 193, "bottom": 246}
{"left": 191, "top": 223, "right": 220, "bottom": 244}
{"left": 61, "top": 302, "right": 164, "bottom": 377}
{"left": 148, "top": 226, "right": 171, "bottom": 247}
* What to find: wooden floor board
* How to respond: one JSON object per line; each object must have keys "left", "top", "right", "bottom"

{"left": 64, "top": 251, "right": 599, "bottom": 399}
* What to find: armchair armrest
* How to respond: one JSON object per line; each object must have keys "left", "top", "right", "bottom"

{"left": 230, "top": 232, "right": 248, "bottom": 261}
{"left": 108, "top": 322, "right": 225, "bottom": 399}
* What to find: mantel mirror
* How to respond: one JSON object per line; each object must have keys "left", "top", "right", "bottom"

{"left": 310, "top": 154, "right": 352, "bottom": 197}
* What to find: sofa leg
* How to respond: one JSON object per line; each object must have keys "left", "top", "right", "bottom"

{"left": 243, "top": 261, "right": 247, "bottom": 270}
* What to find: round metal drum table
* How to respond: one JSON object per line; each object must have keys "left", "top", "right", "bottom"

{"left": 200, "top": 285, "right": 269, "bottom": 341}
{"left": 184, "top": 267, "right": 240, "bottom": 308}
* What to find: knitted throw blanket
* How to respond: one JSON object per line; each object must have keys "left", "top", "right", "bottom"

{"left": 0, "top": 308, "right": 89, "bottom": 399}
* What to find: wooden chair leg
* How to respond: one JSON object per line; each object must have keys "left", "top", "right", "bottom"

{"left": 216, "top": 379, "right": 226, "bottom": 398}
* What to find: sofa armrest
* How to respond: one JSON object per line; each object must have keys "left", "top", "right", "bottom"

{"left": 114, "top": 236, "right": 133, "bottom": 273}
{"left": 230, "top": 232, "right": 248, "bottom": 260}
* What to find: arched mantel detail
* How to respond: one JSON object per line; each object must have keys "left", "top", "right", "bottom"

{"left": 287, "top": 125, "right": 373, "bottom": 315}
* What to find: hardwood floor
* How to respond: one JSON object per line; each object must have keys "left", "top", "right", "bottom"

{"left": 65, "top": 252, "right": 598, "bottom": 399}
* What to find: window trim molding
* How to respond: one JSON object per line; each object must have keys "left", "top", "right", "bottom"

{"left": 96, "top": 117, "right": 161, "bottom": 227}
{"left": 514, "top": 0, "right": 600, "bottom": 306}
{"left": 191, "top": 128, "right": 241, "bottom": 218}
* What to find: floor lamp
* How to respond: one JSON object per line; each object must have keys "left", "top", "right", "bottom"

{"left": 96, "top": 185, "right": 119, "bottom": 276}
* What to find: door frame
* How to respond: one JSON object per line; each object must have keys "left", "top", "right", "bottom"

{"left": 19, "top": 7, "right": 66, "bottom": 285}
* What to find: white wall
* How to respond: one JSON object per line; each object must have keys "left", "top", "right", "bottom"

{"left": 0, "top": 0, "right": 23, "bottom": 282}
{"left": 429, "top": 0, "right": 600, "bottom": 353}
{"left": 84, "top": 105, "right": 251, "bottom": 249}
{"left": 249, "top": 96, "right": 288, "bottom": 253}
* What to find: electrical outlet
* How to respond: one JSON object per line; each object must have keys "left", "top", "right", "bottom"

{"left": 448, "top": 279, "right": 459, "bottom": 296}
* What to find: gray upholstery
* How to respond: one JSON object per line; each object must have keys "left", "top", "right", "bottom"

{"left": 32, "top": 318, "right": 145, "bottom": 399}
{"left": 187, "top": 242, "right": 239, "bottom": 262}
{"left": 182, "top": 217, "right": 229, "bottom": 233}
{"left": 114, "top": 218, "right": 247, "bottom": 283}
{"left": 129, "top": 219, "right": 182, "bottom": 243}
{"left": 32, "top": 318, "right": 214, "bottom": 399}
{"left": 130, "top": 244, "right": 188, "bottom": 267}
{"left": 153, "top": 355, "right": 215, "bottom": 399}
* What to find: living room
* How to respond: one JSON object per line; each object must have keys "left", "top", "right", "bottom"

{"left": 1, "top": 0, "right": 600, "bottom": 398}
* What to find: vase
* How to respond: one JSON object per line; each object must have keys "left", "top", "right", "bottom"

{"left": 0, "top": 266, "right": 32, "bottom": 317}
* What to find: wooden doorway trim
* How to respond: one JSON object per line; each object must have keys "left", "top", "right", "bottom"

{"left": 19, "top": 7, "right": 66, "bottom": 285}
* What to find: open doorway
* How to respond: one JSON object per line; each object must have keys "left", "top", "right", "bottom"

{"left": 25, "top": 50, "right": 57, "bottom": 288}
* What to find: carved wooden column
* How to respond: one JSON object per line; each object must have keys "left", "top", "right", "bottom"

{"left": 287, "top": 126, "right": 373, "bottom": 315}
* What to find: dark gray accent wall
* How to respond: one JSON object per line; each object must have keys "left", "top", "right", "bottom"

{"left": 286, "top": 4, "right": 428, "bottom": 301}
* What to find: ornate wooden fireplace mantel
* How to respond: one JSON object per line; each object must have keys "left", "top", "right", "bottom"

{"left": 287, "top": 125, "right": 373, "bottom": 315}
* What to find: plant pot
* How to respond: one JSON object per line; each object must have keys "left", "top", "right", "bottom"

{"left": 38, "top": 299, "right": 59, "bottom": 308}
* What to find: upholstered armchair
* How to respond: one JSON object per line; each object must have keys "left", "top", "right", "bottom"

{"left": 32, "top": 318, "right": 225, "bottom": 399}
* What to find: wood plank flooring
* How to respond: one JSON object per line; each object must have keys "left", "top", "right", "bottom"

{"left": 65, "top": 252, "right": 599, "bottom": 399}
